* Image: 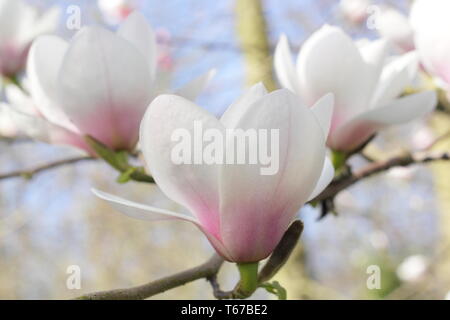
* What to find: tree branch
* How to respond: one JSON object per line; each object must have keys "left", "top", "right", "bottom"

{"left": 0, "top": 156, "right": 93, "bottom": 181}
{"left": 313, "top": 151, "right": 450, "bottom": 203}
{"left": 77, "top": 254, "right": 224, "bottom": 300}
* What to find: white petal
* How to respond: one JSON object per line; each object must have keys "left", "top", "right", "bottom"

{"left": 377, "top": 8, "right": 415, "bottom": 52}
{"left": 371, "top": 51, "right": 419, "bottom": 107}
{"left": 117, "top": 11, "right": 157, "bottom": 79}
{"left": 0, "top": 0, "right": 32, "bottom": 42}
{"left": 311, "top": 93, "right": 334, "bottom": 138}
{"left": 219, "top": 89, "right": 326, "bottom": 261}
{"left": 5, "top": 84, "right": 38, "bottom": 116}
{"left": 174, "top": 69, "right": 216, "bottom": 101}
{"left": 411, "top": 0, "right": 450, "bottom": 85}
{"left": 274, "top": 34, "right": 300, "bottom": 93}
{"left": 22, "top": 6, "right": 60, "bottom": 44}
{"left": 359, "top": 39, "right": 389, "bottom": 97}
{"left": 57, "top": 26, "right": 153, "bottom": 150}
{"left": 363, "top": 90, "right": 437, "bottom": 125}
{"left": 92, "top": 188, "right": 197, "bottom": 222}
{"left": 27, "top": 35, "right": 76, "bottom": 131}
{"left": 329, "top": 91, "right": 437, "bottom": 151}
{"left": 220, "top": 82, "right": 267, "bottom": 128}
{"left": 6, "top": 105, "right": 86, "bottom": 150}
{"left": 297, "top": 25, "right": 375, "bottom": 122}
{"left": 308, "top": 156, "right": 334, "bottom": 201}
{"left": 140, "top": 94, "right": 223, "bottom": 237}
{"left": 92, "top": 188, "right": 234, "bottom": 261}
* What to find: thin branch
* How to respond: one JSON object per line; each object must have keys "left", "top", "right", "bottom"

{"left": 0, "top": 156, "right": 93, "bottom": 181}
{"left": 313, "top": 151, "right": 450, "bottom": 203}
{"left": 77, "top": 254, "right": 224, "bottom": 300}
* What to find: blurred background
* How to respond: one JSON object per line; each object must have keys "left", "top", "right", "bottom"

{"left": 1, "top": 0, "right": 449, "bottom": 299}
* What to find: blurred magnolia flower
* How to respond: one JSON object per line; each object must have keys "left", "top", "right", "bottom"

{"left": 274, "top": 25, "right": 437, "bottom": 152}
{"left": 93, "top": 84, "right": 335, "bottom": 263}
{"left": 0, "top": 0, "right": 60, "bottom": 78}
{"left": 98, "top": 0, "right": 136, "bottom": 25}
{"left": 4, "top": 12, "right": 213, "bottom": 153}
{"left": 339, "top": 0, "right": 371, "bottom": 25}
{"left": 376, "top": 7, "right": 415, "bottom": 53}
{"left": 445, "top": 291, "right": 450, "bottom": 300}
{"left": 396, "top": 254, "right": 429, "bottom": 283}
{"left": 411, "top": 0, "right": 450, "bottom": 92}
{"left": 369, "top": 230, "right": 389, "bottom": 250}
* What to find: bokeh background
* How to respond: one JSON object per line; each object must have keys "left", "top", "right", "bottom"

{"left": 1, "top": 0, "right": 449, "bottom": 299}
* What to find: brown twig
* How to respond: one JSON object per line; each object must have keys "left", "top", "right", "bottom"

{"left": 0, "top": 156, "right": 93, "bottom": 181}
{"left": 77, "top": 254, "right": 224, "bottom": 300}
{"left": 313, "top": 151, "right": 450, "bottom": 203}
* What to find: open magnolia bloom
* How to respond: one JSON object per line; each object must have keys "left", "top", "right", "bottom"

{"left": 93, "top": 84, "right": 335, "bottom": 263}
{"left": 3, "top": 11, "right": 213, "bottom": 154}
{"left": 274, "top": 25, "right": 437, "bottom": 152}
{"left": 411, "top": 0, "right": 450, "bottom": 93}
{"left": 0, "top": 0, "right": 60, "bottom": 77}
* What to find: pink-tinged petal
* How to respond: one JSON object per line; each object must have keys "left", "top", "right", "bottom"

{"left": 92, "top": 188, "right": 234, "bottom": 261}
{"left": 296, "top": 25, "right": 374, "bottom": 123}
{"left": 57, "top": 26, "right": 153, "bottom": 150}
{"left": 371, "top": 52, "right": 419, "bottom": 107}
{"left": 6, "top": 106, "right": 91, "bottom": 153}
{"left": 140, "top": 94, "right": 223, "bottom": 239}
{"left": 308, "top": 157, "right": 334, "bottom": 201}
{"left": 219, "top": 89, "right": 326, "bottom": 262}
{"left": 27, "top": 35, "right": 76, "bottom": 131}
{"left": 220, "top": 82, "right": 267, "bottom": 128}
{"left": 174, "top": 69, "right": 216, "bottom": 101}
{"left": 330, "top": 91, "right": 437, "bottom": 151}
{"left": 310, "top": 93, "right": 334, "bottom": 138}
{"left": 274, "top": 34, "right": 300, "bottom": 93}
{"left": 117, "top": 11, "right": 157, "bottom": 80}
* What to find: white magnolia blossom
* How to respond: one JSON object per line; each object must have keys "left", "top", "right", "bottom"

{"left": 274, "top": 25, "right": 437, "bottom": 152}
{"left": 0, "top": 0, "right": 60, "bottom": 77}
{"left": 3, "top": 12, "right": 213, "bottom": 153}
{"left": 98, "top": 0, "right": 136, "bottom": 25}
{"left": 376, "top": 7, "right": 415, "bottom": 53}
{"left": 93, "top": 84, "right": 335, "bottom": 262}
{"left": 411, "top": 0, "right": 450, "bottom": 92}
{"left": 339, "top": 0, "right": 371, "bottom": 25}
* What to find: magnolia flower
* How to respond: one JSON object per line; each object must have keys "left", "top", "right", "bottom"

{"left": 411, "top": 0, "right": 450, "bottom": 92}
{"left": 339, "top": 0, "right": 371, "bottom": 25}
{"left": 98, "top": 0, "right": 136, "bottom": 25}
{"left": 0, "top": 0, "right": 60, "bottom": 77}
{"left": 4, "top": 12, "right": 212, "bottom": 153}
{"left": 93, "top": 84, "right": 335, "bottom": 263}
{"left": 274, "top": 25, "right": 437, "bottom": 152}
{"left": 376, "top": 7, "right": 415, "bottom": 53}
